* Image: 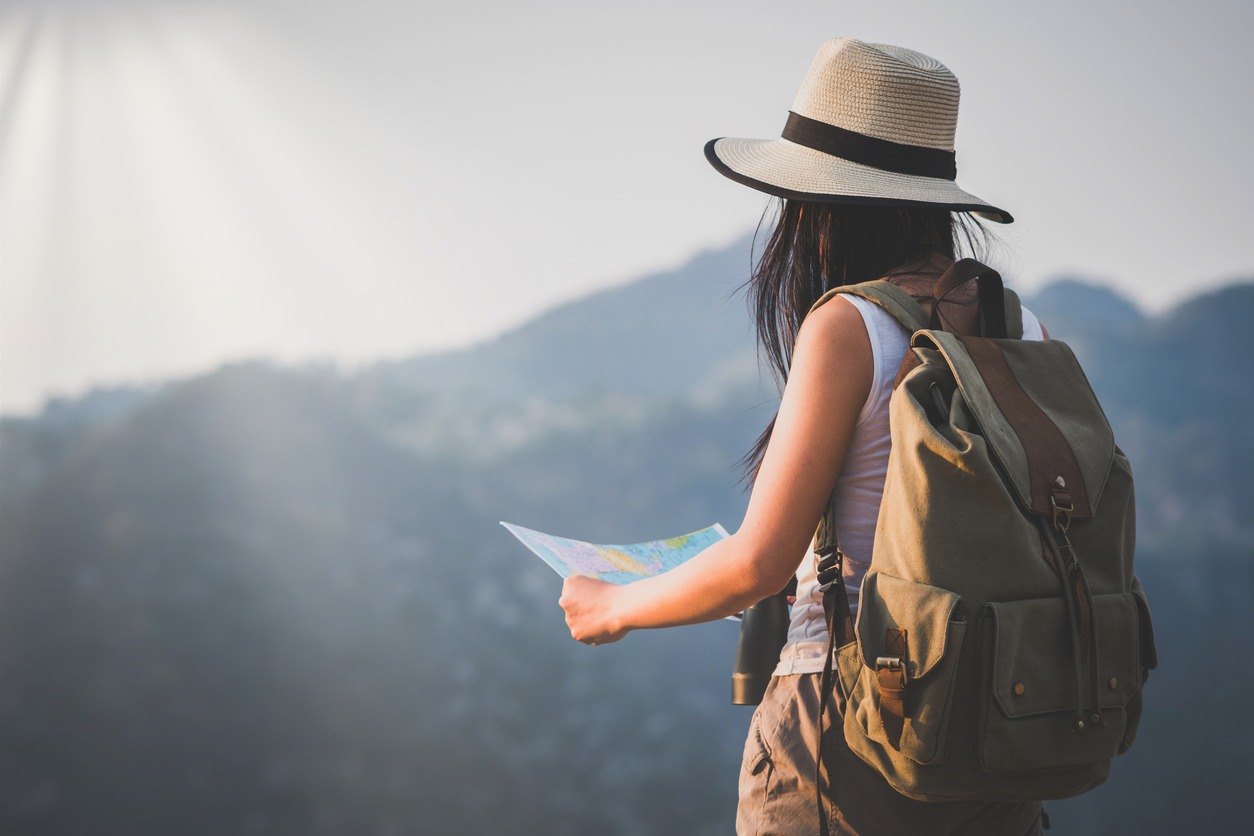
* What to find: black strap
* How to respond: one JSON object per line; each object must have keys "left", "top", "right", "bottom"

{"left": 930, "top": 258, "right": 1007, "bottom": 338}
{"left": 1038, "top": 519, "right": 1092, "bottom": 734}
{"left": 815, "top": 547, "right": 853, "bottom": 836}
{"left": 782, "top": 112, "right": 957, "bottom": 180}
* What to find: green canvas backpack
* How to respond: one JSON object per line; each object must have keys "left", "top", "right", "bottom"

{"left": 810, "top": 259, "right": 1158, "bottom": 811}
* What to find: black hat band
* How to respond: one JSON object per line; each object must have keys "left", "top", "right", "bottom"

{"left": 781, "top": 111, "right": 957, "bottom": 180}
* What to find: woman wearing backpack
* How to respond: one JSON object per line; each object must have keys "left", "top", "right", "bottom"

{"left": 560, "top": 38, "right": 1047, "bottom": 834}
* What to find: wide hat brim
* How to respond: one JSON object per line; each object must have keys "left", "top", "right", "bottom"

{"left": 705, "top": 136, "right": 1013, "bottom": 224}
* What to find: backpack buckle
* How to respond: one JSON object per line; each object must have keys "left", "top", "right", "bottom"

{"left": 1050, "top": 479, "right": 1074, "bottom": 533}
{"left": 875, "top": 656, "right": 908, "bottom": 685}
{"left": 815, "top": 546, "right": 844, "bottom": 593}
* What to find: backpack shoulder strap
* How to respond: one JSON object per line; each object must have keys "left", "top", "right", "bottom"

{"left": 811, "top": 267, "right": 1026, "bottom": 340}
{"left": 810, "top": 279, "right": 927, "bottom": 562}
{"left": 809, "top": 280, "right": 930, "bottom": 333}
{"left": 1002, "top": 287, "right": 1025, "bottom": 341}
{"left": 810, "top": 268, "right": 1026, "bottom": 554}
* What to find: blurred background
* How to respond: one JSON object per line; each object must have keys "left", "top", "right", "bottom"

{"left": 1, "top": 1, "right": 1251, "bottom": 833}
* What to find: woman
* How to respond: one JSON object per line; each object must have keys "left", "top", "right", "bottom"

{"left": 559, "top": 38, "right": 1046, "bottom": 834}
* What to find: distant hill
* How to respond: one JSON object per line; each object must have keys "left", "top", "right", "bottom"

{"left": 360, "top": 234, "right": 761, "bottom": 402}
{"left": 1, "top": 235, "right": 1252, "bottom": 835}
{"left": 1025, "top": 278, "right": 1146, "bottom": 340}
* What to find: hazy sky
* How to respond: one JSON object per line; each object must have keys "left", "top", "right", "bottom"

{"left": 2, "top": 0, "right": 1251, "bottom": 414}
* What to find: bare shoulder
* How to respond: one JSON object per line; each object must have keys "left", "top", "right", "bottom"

{"left": 787, "top": 293, "right": 873, "bottom": 405}
{"left": 795, "top": 294, "right": 872, "bottom": 361}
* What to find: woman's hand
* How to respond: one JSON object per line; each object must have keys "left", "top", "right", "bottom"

{"left": 560, "top": 575, "right": 628, "bottom": 645}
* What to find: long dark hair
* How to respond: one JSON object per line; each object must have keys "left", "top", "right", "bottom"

{"left": 742, "top": 200, "right": 992, "bottom": 480}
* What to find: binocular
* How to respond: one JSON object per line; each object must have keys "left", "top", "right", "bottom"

{"left": 731, "top": 580, "right": 795, "bottom": 705}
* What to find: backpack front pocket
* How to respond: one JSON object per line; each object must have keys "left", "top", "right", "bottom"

{"left": 846, "top": 572, "right": 967, "bottom": 765}
{"left": 977, "top": 593, "right": 1143, "bottom": 773}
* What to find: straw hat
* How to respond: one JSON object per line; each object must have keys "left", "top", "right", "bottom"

{"left": 705, "top": 38, "right": 1012, "bottom": 223}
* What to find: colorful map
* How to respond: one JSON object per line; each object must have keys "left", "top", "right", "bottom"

{"left": 500, "top": 521, "right": 730, "bottom": 585}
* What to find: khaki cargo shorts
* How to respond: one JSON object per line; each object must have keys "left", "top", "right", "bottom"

{"left": 737, "top": 673, "right": 1043, "bottom": 836}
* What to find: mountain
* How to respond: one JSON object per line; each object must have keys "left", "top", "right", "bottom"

{"left": 361, "top": 234, "right": 761, "bottom": 402}
{"left": 1025, "top": 278, "right": 1146, "bottom": 340}
{"left": 1, "top": 237, "right": 1251, "bottom": 835}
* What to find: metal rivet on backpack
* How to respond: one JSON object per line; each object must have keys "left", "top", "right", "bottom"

{"left": 1054, "top": 476, "right": 1066, "bottom": 488}
{"left": 1107, "top": 677, "right": 1118, "bottom": 691}
{"left": 1075, "top": 720, "right": 1086, "bottom": 731}
{"left": 1090, "top": 713, "right": 1102, "bottom": 725}
{"left": 1013, "top": 682, "right": 1025, "bottom": 696}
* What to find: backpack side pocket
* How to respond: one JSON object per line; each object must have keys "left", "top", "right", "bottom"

{"left": 846, "top": 572, "right": 967, "bottom": 765}
{"left": 1118, "top": 579, "right": 1157, "bottom": 754}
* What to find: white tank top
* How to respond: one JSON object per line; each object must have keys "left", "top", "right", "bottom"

{"left": 773, "top": 294, "right": 1044, "bottom": 676}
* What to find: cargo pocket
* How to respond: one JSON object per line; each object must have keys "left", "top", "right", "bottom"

{"left": 741, "top": 707, "right": 772, "bottom": 774}
{"left": 736, "top": 708, "right": 774, "bottom": 835}
{"left": 977, "top": 592, "right": 1144, "bottom": 772}
{"left": 846, "top": 572, "right": 967, "bottom": 765}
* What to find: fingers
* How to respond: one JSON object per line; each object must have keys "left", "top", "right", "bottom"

{"left": 560, "top": 583, "right": 590, "bottom": 644}
{"left": 563, "top": 609, "right": 605, "bottom": 645}
{"left": 559, "top": 575, "right": 623, "bottom": 646}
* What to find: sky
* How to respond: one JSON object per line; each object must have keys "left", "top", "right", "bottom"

{"left": 1, "top": 0, "right": 1251, "bottom": 415}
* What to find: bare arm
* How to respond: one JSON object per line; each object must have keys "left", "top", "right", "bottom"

{"left": 560, "top": 297, "right": 873, "bottom": 643}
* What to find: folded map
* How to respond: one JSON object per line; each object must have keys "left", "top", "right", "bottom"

{"left": 500, "top": 521, "right": 730, "bottom": 585}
